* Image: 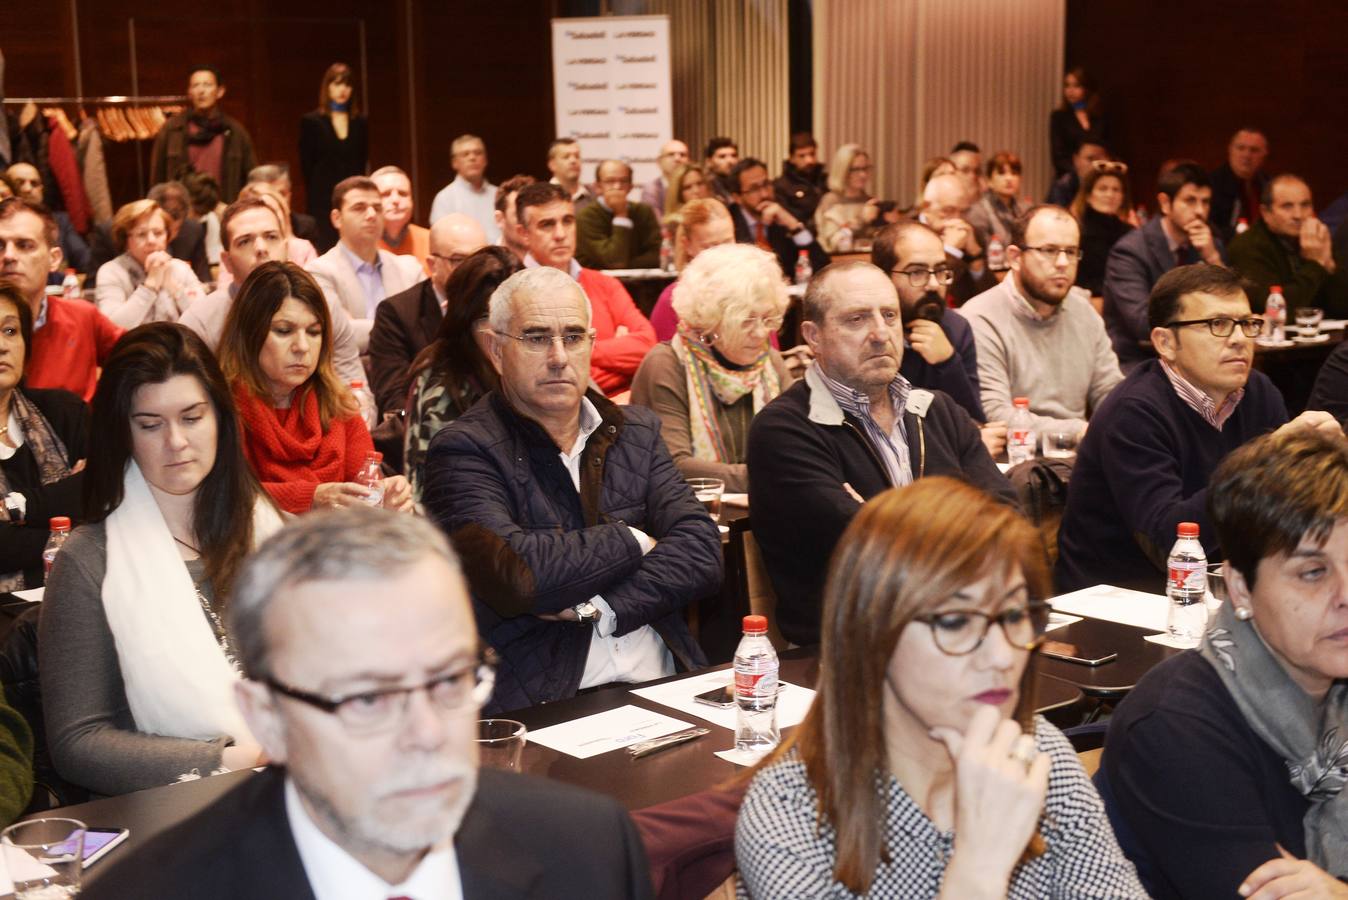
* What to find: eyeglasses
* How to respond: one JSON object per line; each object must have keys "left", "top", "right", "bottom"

{"left": 264, "top": 648, "right": 498, "bottom": 734}
{"left": 598, "top": 178, "right": 632, "bottom": 189}
{"left": 892, "top": 265, "right": 956, "bottom": 288}
{"left": 914, "top": 603, "right": 1050, "bottom": 656}
{"left": 1091, "top": 160, "right": 1129, "bottom": 175}
{"left": 494, "top": 329, "right": 596, "bottom": 353}
{"left": 738, "top": 314, "right": 785, "bottom": 332}
{"left": 428, "top": 252, "right": 470, "bottom": 267}
{"left": 1022, "top": 245, "right": 1084, "bottom": 262}
{"left": 848, "top": 164, "right": 874, "bottom": 174}
{"left": 1167, "top": 316, "right": 1264, "bottom": 338}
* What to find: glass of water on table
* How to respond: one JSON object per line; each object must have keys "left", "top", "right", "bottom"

{"left": 687, "top": 478, "right": 725, "bottom": 523}
{"left": 2, "top": 818, "right": 86, "bottom": 898}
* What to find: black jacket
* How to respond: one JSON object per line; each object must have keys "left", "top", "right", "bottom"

{"left": 84, "top": 766, "right": 656, "bottom": 899}
{"left": 727, "top": 201, "right": 830, "bottom": 279}
{"left": 368, "top": 279, "right": 443, "bottom": 417}
{"left": 747, "top": 367, "right": 1016, "bottom": 645}
{"left": 773, "top": 160, "right": 827, "bottom": 226}
{"left": 1209, "top": 162, "right": 1269, "bottom": 246}
{"left": 1227, "top": 218, "right": 1348, "bottom": 316}
{"left": 424, "top": 390, "right": 720, "bottom": 712}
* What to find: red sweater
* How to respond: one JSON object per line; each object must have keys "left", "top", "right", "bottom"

{"left": 232, "top": 383, "right": 374, "bottom": 514}
{"left": 578, "top": 267, "right": 656, "bottom": 395}
{"left": 28, "top": 296, "right": 124, "bottom": 401}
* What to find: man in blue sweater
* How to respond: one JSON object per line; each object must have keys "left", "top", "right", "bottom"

{"left": 1056, "top": 264, "right": 1340, "bottom": 592}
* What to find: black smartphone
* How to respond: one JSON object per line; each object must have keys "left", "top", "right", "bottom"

{"left": 1040, "top": 639, "right": 1118, "bottom": 667}
{"left": 693, "top": 685, "right": 736, "bottom": 708}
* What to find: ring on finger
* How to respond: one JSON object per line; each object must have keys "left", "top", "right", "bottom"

{"left": 1010, "top": 734, "right": 1037, "bottom": 772}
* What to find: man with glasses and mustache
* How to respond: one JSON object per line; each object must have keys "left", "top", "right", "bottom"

{"left": 85, "top": 508, "right": 656, "bottom": 899}
{"left": 727, "top": 157, "right": 829, "bottom": 279}
{"left": 423, "top": 266, "right": 720, "bottom": 712}
{"left": 964, "top": 204, "right": 1124, "bottom": 438}
{"left": 1056, "top": 264, "right": 1339, "bottom": 592}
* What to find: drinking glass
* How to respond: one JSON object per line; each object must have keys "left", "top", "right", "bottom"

{"left": 476, "top": 719, "right": 527, "bottom": 771}
{"left": 2, "top": 818, "right": 86, "bottom": 898}
{"left": 1042, "top": 431, "right": 1079, "bottom": 459}
{"left": 1295, "top": 306, "right": 1324, "bottom": 339}
{"left": 687, "top": 478, "right": 725, "bottom": 523}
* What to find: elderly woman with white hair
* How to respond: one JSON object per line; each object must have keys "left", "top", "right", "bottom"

{"left": 814, "top": 143, "right": 886, "bottom": 253}
{"left": 630, "top": 243, "right": 793, "bottom": 491}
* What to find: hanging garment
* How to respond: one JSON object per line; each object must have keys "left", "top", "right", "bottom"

{"left": 46, "top": 116, "right": 90, "bottom": 234}
{"left": 76, "top": 117, "right": 113, "bottom": 225}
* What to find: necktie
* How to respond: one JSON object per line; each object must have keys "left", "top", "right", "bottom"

{"left": 754, "top": 221, "right": 771, "bottom": 251}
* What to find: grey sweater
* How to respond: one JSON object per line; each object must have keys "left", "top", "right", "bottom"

{"left": 962, "top": 275, "right": 1124, "bottom": 435}
{"left": 37, "top": 521, "right": 231, "bottom": 796}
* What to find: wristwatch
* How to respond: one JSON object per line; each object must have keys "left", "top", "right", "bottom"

{"left": 573, "top": 601, "right": 601, "bottom": 625}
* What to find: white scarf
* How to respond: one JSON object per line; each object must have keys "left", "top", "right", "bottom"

{"left": 102, "top": 461, "right": 282, "bottom": 743}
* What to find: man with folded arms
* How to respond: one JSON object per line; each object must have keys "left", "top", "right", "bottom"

{"left": 727, "top": 157, "right": 829, "bottom": 280}
{"left": 576, "top": 160, "right": 662, "bottom": 270}
{"left": 747, "top": 261, "right": 1014, "bottom": 647}
{"left": 514, "top": 181, "right": 655, "bottom": 396}
{"left": 1056, "top": 264, "right": 1337, "bottom": 592}
{"left": 963, "top": 204, "right": 1123, "bottom": 440}
{"left": 179, "top": 197, "right": 367, "bottom": 386}
{"left": 423, "top": 266, "right": 720, "bottom": 712}
{"left": 85, "top": 508, "right": 655, "bottom": 899}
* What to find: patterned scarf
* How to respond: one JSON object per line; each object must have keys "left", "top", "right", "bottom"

{"left": 1200, "top": 598, "right": 1348, "bottom": 873}
{"left": 0, "top": 390, "right": 74, "bottom": 591}
{"left": 671, "top": 329, "right": 781, "bottom": 463}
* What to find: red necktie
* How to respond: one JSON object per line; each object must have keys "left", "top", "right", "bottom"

{"left": 754, "top": 221, "right": 771, "bottom": 251}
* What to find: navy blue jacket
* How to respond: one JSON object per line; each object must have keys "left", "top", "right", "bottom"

{"left": 1055, "top": 360, "right": 1287, "bottom": 593}
{"left": 424, "top": 390, "right": 719, "bottom": 713}
{"left": 1103, "top": 218, "right": 1227, "bottom": 370}
{"left": 900, "top": 309, "right": 984, "bottom": 423}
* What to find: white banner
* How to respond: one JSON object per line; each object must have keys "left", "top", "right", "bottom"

{"left": 551, "top": 15, "right": 672, "bottom": 191}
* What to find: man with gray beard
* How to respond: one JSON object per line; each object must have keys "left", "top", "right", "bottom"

{"left": 85, "top": 508, "right": 654, "bottom": 899}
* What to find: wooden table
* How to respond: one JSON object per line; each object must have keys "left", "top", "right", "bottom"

{"left": 1036, "top": 615, "right": 1180, "bottom": 699}
{"left": 1253, "top": 328, "right": 1343, "bottom": 414}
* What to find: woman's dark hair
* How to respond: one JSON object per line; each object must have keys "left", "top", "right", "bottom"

{"left": 318, "top": 62, "right": 359, "bottom": 116}
{"left": 219, "top": 261, "right": 355, "bottom": 429}
{"left": 84, "top": 323, "right": 271, "bottom": 600}
{"left": 0, "top": 284, "right": 34, "bottom": 386}
{"left": 1058, "top": 65, "right": 1101, "bottom": 116}
{"left": 409, "top": 246, "right": 521, "bottom": 412}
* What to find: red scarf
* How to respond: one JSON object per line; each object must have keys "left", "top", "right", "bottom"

{"left": 232, "top": 382, "right": 369, "bottom": 513}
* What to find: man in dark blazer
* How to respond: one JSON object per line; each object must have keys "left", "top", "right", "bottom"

{"left": 369, "top": 213, "right": 487, "bottom": 418}
{"left": 726, "top": 157, "right": 829, "bottom": 279}
{"left": 84, "top": 509, "right": 655, "bottom": 900}
{"left": 1103, "top": 162, "right": 1226, "bottom": 371}
{"left": 1209, "top": 128, "right": 1269, "bottom": 245}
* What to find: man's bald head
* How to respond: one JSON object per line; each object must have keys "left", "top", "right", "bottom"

{"left": 5, "top": 164, "right": 43, "bottom": 205}
{"left": 429, "top": 213, "right": 488, "bottom": 289}
{"left": 922, "top": 174, "right": 971, "bottom": 231}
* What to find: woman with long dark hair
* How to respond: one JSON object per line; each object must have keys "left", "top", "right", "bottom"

{"left": 1050, "top": 67, "right": 1112, "bottom": 179}
{"left": 39, "top": 324, "right": 280, "bottom": 795}
{"left": 404, "top": 246, "right": 522, "bottom": 501}
{"left": 736, "top": 478, "right": 1146, "bottom": 898}
{"left": 299, "top": 62, "right": 369, "bottom": 252}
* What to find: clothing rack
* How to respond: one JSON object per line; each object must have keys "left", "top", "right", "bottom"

{"left": 2, "top": 95, "right": 188, "bottom": 105}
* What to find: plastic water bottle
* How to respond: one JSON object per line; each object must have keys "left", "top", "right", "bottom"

{"left": 1264, "top": 286, "right": 1287, "bottom": 342}
{"left": 1166, "top": 522, "right": 1209, "bottom": 646}
{"left": 61, "top": 268, "right": 80, "bottom": 300}
{"left": 793, "top": 249, "right": 813, "bottom": 286}
{"left": 350, "top": 381, "right": 378, "bottom": 430}
{"left": 987, "top": 236, "right": 1006, "bottom": 271}
{"left": 43, "top": 517, "right": 72, "bottom": 575}
{"left": 1236, "top": 217, "right": 1250, "bottom": 235}
{"left": 1007, "top": 397, "right": 1036, "bottom": 466}
{"left": 734, "top": 615, "right": 780, "bottom": 754}
{"left": 834, "top": 226, "right": 854, "bottom": 253}
{"left": 659, "top": 233, "right": 674, "bottom": 272}
{"left": 356, "top": 451, "right": 385, "bottom": 508}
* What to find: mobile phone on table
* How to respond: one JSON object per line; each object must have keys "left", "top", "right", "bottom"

{"left": 693, "top": 683, "right": 787, "bottom": 708}
{"left": 83, "top": 827, "right": 130, "bottom": 867}
{"left": 1040, "top": 639, "right": 1118, "bottom": 667}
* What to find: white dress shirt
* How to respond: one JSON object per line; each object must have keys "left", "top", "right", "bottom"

{"left": 562, "top": 398, "right": 674, "bottom": 688}
{"left": 285, "top": 778, "right": 463, "bottom": 900}
{"left": 428, "top": 177, "right": 501, "bottom": 244}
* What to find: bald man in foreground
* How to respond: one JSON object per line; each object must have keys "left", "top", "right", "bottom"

{"left": 368, "top": 213, "right": 488, "bottom": 418}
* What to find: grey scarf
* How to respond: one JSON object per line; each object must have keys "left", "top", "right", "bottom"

{"left": 1200, "top": 598, "right": 1348, "bottom": 873}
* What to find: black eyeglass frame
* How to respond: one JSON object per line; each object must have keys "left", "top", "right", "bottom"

{"left": 912, "top": 602, "right": 1052, "bottom": 657}
{"left": 1165, "top": 316, "right": 1265, "bottom": 338}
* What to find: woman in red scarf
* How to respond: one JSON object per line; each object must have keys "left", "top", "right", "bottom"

{"left": 219, "top": 261, "right": 412, "bottom": 515}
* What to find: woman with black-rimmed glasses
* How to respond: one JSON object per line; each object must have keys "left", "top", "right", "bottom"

{"left": 736, "top": 477, "right": 1146, "bottom": 898}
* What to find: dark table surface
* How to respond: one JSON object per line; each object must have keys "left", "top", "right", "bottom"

{"left": 1036, "top": 614, "right": 1180, "bottom": 697}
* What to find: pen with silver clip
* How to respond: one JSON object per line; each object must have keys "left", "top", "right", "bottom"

{"left": 627, "top": 727, "right": 710, "bottom": 758}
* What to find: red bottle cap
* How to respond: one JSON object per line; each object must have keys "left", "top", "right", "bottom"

{"left": 49, "top": 516, "right": 71, "bottom": 531}
{"left": 1270, "top": 285, "right": 1282, "bottom": 293}
{"left": 742, "top": 615, "right": 768, "bottom": 634}
{"left": 1013, "top": 396, "right": 1029, "bottom": 408}
{"left": 1177, "top": 522, "right": 1199, "bottom": 538}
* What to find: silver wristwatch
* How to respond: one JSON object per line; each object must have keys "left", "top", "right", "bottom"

{"left": 573, "top": 600, "right": 600, "bottom": 625}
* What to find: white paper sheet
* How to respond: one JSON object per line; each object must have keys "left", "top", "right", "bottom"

{"left": 1046, "top": 611, "right": 1082, "bottom": 632}
{"left": 721, "top": 493, "right": 748, "bottom": 508}
{"left": 0, "top": 848, "right": 58, "bottom": 894}
{"left": 525, "top": 705, "right": 693, "bottom": 759}
{"left": 630, "top": 668, "right": 816, "bottom": 731}
{"left": 1049, "top": 584, "right": 1169, "bottom": 632}
{"left": 714, "top": 747, "right": 772, "bottom": 767}
{"left": 1144, "top": 632, "right": 1200, "bottom": 649}
{"left": 10, "top": 587, "right": 43, "bottom": 603}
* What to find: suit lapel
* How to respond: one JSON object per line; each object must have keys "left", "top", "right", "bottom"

{"left": 455, "top": 777, "right": 546, "bottom": 899}
{"left": 418, "top": 282, "right": 444, "bottom": 344}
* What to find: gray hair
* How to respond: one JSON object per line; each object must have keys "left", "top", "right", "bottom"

{"left": 248, "top": 163, "right": 290, "bottom": 184}
{"left": 370, "top": 164, "right": 410, "bottom": 183}
{"left": 226, "top": 508, "right": 464, "bottom": 679}
{"left": 486, "top": 266, "right": 591, "bottom": 336}
{"left": 672, "top": 242, "right": 787, "bottom": 336}
{"left": 452, "top": 134, "right": 485, "bottom": 156}
{"left": 802, "top": 260, "right": 882, "bottom": 324}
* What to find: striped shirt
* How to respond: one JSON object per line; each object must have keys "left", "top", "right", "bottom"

{"left": 1159, "top": 359, "right": 1244, "bottom": 430}
{"left": 815, "top": 365, "right": 913, "bottom": 487}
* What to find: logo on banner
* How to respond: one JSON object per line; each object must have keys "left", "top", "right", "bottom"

{"left": 568, "top": 108, "right": 610, "bottom": 117}
{"left": 618, "top": 82, "right": 656, "bottom": 90}
{"left": 620, "top": 132, "right": 660, "bottom": 140}
{"left": 574, "top": 132, "right": 611, "bottom": 140}
{"left": 565, "top": 29, "right": 606, "bottom": 39}
{"left": 568, "top": 82, "right": 608, "bottom": 91}
{"left": 616, "top": 30, "right": 655, "bottom": 38}
{"left": 565, "top": 57, "right": 607, "bottom": 65}
{"left": 617, "top": 54, "right": 657, "bottom": 64}
{"left": 618, "top": 106, "right": 658, "bottom": 115}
